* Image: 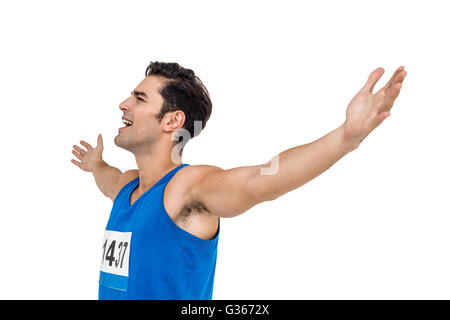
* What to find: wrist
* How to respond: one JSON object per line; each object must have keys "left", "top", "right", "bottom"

{"left": 336, "top": 124, "right": 360, "bottom": 153}
{"left": 92, "top": 159, "right": 107, "bottom": 173}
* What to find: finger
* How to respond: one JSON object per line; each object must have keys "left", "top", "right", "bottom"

{"left": 80, "top": 140, "right": 93, "bottom": 150}
{"left": 73, "top": 145, "right": 86, "bottom": 155}
{"left": 97, "top": 134, "right": 103, "bottom": 148}
{"left": 390, "top": 66, "right": 405, "bottom": 87}
{"left": 378, "top": 66, "right": 405, "bottom": 93}
{"left": 71, "top": 159, "right": 82, "bottom": 167}
{"left": 387, "top": 69, "right": 407, "bottom": 92}
{"left": 396, "top": 70, "right": 407, "bottom": 86}
{"left": 72, "top": 150, "right": 83, "bottom": 160}
{"left": 361, "top": 67, "right": 385, "bottom": 94}
{"left": 385, "top": 82, "right": 403, "bottom": 110}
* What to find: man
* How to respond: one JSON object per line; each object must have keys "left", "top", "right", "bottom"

{"left": 71, "top": 61, "right": 407, "bottom": 300}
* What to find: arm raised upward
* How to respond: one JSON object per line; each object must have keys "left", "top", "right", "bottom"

{"left": 188, "top": 66, "right": 407, "bottom": 218}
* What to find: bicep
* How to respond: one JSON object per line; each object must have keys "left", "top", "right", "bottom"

{"left": 190, "top": 165, "right": 265, "bottom": 218}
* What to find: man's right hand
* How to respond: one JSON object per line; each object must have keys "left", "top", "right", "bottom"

{"left": 71, "top": 134, "right": 104, "bottom": 172}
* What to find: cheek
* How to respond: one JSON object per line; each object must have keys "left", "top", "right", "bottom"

{"left": 135, "top": 119, "right": 160, "bottom": 134}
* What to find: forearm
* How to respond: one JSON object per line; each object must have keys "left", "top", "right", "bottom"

{"left": 92, "top": 160, "right": 123, "bottom": 198}
{"left": 253, "top": 124, "right": 359, "bottom": 201}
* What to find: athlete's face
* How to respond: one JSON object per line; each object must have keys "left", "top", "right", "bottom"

{"left": 114, "top": 75, "right": 166, "bottom": 154}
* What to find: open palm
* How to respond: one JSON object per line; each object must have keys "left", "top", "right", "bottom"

{"left": 343, "top": 66, "right": 407, "bottom": 146}
{"left": 71, "top": 134, "right": 104, "bottom": 172}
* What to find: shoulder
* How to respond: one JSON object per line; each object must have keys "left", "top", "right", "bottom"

{"left": 164, "top": 165, "right": 220, "bottom": 239}
{"left": 178, "top": 164, "right": 224, "bottom": 184}
{"left": 117, "top": 169, "right": 139, "bottom": 190}
{"left": 174, "top": 164, "right": 224, "bottom": 195}
{"left": 183, "top": 164, "right": 223, "bottom": 173}
{"left": 110, "top": 169, "right": 139, "bottom": 202}
{"left": 166, "top": 164, "right": 223, "bottom": 212}
{"left": 168, "top": 164, "right": 222, "bottom": 191}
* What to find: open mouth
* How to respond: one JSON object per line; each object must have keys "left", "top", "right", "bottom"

{"left": 119, "top": 119, "right": 134, "bottom": 131}
{"left": 122, "top": 119, "right": 133, "bottom": 127}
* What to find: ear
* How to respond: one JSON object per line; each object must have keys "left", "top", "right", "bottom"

{"left": 162, "top": 110, "right": 186, "bottom": 132}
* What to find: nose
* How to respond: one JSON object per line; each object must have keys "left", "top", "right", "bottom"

{"left": 119, "top": 96, "right": 132, "bottom": 112}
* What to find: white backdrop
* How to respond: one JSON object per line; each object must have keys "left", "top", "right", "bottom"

{"left": 0, "top": 0, "right": 449, "bottom": 299}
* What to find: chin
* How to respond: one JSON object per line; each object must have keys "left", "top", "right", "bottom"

{"left": 114, "top": 135, "right": 127, "bottom": 148}
{"left": 113, "top": 135, "right": 120, "bottom": 146}
{"left": 115, "top": 136, "right": 137, "bottom": 153}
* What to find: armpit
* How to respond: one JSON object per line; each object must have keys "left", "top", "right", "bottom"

{"left": 177, "top": 201, "right": 210, "bottom": 224}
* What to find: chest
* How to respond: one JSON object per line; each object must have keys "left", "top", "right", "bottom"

{"left": 129, "top": 185, "right": 183, "bottom": 218}
{"left": 129, "top": 183, "right": 218, "bottom": 241}
{"left": 129, "top": 171, "right": 198, "bottom": 221}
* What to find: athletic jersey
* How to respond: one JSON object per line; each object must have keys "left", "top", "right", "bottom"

{"left": 98, "top": 163, "right": 220, "bottom": 300}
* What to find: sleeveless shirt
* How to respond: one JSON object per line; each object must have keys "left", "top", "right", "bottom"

{"left": 98, "top": 163, "right": 220, "bottom": 299}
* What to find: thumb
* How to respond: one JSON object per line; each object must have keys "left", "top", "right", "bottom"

{"left": 370, "top": 111, "right": 390, "bottom": 131}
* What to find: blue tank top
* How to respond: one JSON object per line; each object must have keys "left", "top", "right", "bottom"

{"left": 98, "top": 163, "right": 220, "bottom": 300}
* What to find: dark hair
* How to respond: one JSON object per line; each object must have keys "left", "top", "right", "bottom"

{"left": 145, "top": 61, "right": 212, "bottom": 148}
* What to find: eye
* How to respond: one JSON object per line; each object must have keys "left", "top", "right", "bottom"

{"left": 137, "top": 97, "right": 144, "bottom": 102}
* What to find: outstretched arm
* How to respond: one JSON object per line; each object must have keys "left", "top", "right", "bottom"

{"left": 71, "top": 134, "right": 137, "bottom": 201}
{"left": 189, "top": 66, "right": 407, "bottom": 218}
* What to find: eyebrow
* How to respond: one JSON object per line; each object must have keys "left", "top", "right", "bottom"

{"left": 131, "top": 90, "right": 149, "bottom": 99}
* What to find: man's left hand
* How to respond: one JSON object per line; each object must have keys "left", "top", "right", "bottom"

{"left": 342, "top": 66, "right": 407, "bottom": 148}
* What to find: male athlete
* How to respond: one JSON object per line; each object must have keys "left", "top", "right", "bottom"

{"left": 71, "top": 61, "right": 407, "bottom": 300}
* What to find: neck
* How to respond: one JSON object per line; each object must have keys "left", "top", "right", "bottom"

{"left": 133, "top": 145, "right": 182, "bottom": 195}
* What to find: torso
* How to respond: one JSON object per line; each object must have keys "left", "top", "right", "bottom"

{"left": 128, "top": 165, "right": 219, "bottom": 241}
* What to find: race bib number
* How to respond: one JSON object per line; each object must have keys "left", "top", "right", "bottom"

{"left": 100, "top": 230, "right": 132, "bottom": 277}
